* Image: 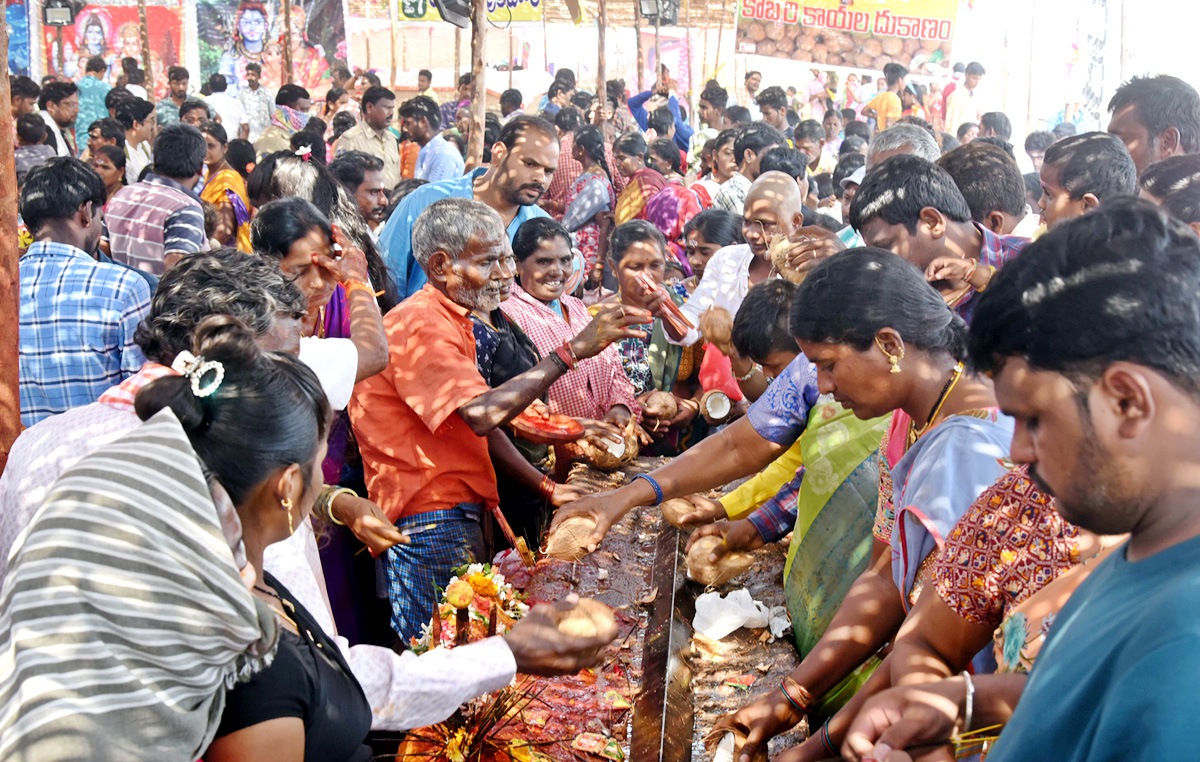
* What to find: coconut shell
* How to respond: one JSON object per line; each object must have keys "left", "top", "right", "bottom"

{"left": 881, "top": 36, "right": 904, "bottom": 56}
{"left": 556, "top": 597, "right": 616, "bottom": 639}
{"left": 644, "top": 391, "right": 679, "bottom": 422}
{"left": 544, "top": 516, "right": 598, "bottom": 561}
{"left": 747, "top": 22, "right": 766, "bottom": 42}
{"left": 826, "top": 53, "right": 845, "bottom": 67}
{"left": 757, "top": 40, "right": 777, "bottom": 57}
{"left": 700, "top": 390, "right": 733, "bottom": 425}
{"left": 687, "top": 535, "right": 755, "bottom": 586}
{"left": 811, "top": 43, "right": 829, "bottom": 64}
{"left": 791, "top": 48, "right": 813, "bottom": 63}
{"left": 661, "top": 497, "right": 696, "bottom": 529}
{"left": 862, "top": 37, "right": 883, "bottom": 57}
{"left": 699, "top": 306, "right": 734, "bottom": 349}
{"left": 769, "top": 234, "right": 806, "bottom": 284}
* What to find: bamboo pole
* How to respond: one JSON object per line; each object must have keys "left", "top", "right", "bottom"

{"left": 363, "top": 0, "right": 372, "bottom": 76}
{"left": 282, "top": 0, "right": 294, "bottom": 84}
{"left": 467, "top": 0, "right": 486, "bottom": 167}
{"left": 390, "top": 0, "right": 398, "bottom": 90}
{"left": 0, "top": 18, "right": 19, "bottom": 475}
{"left": 509, "top": 29, "right": 514, "bottom": 89}
{"left": 541, "top": 12, "right": 549, "bottom": 73}
{"left": 597, "top": 0, "right": 606, "bottom": 101}
{"left": 634, "top": 1, "right": 643, "bottom": 90}
{"left": 702, "top": 0, "right": 710, "bottom": 83}
{"left": 654, "top": 12, "right": 661, "bottom": 86}
{"left": 455, "top": 27, "right": 462, "bottom": 82}
{"left": 714, "top": 0, "right": 726, "bottom": 82}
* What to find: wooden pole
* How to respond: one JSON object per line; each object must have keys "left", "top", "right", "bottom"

{"left": 390, "top": 0, "right": 398, "bottom": 90}
{"left": 654, "top": 12, "right": 661, "bottom": 86}
{"left": 136, "top": 0, "right": 153, "bottom": 99}
{"left": 714, "top": 0, "right": 726, "bottom": 83}
{"left": 55, "top": 26, "right": 64, "bottom": 78}
{"left": 541, "top": 12, "right": 549, "bottom": 73}
{"left": 634, "top": 1, "right": 644, "bottom": 91}
{"left": 364, "top": 0, "right": 372, "bottom": 76}
{"left": 467, "top": 0, "right": 486, "bottom": 167}
{"left": 0, "top": 18, "right": 19, "bottom": 474}
{"left": 509, "top": 29, "right": 514, "bottom": 89}
{"left": 282, "top": 0, "right": 294, "bottom": 84}
{"left": 702, "top": 0, "right": 710, "bottom": 83}
{"left": 597, "top": 0, "right": 606, "bottom": 102}
{"left": 455, "top": 27, "right": 462, "bottom": 83}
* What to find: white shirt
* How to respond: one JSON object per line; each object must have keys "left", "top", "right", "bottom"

{"left": 125, "top": 84, "right": 149, "bottom": 100}
{"left": 298, "top": 336, "right": 358, "bottom": 411}
{"left": 39, "top": 111, "right": 71, "bottom": 157}
{"left": 125, "top": 140, "right": 152, "bottom": 183}
{"left": 206, "top": 91, "right": 246, "bottom": 133}
{"left": 670, "top": 243, "right": 764, "bottom": 346}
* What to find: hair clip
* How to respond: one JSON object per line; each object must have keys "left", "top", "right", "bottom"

{"left": 171, "top": 350, "right": 225, "bottom": 398}
{"left": 295, "top": 145, "right": 312, "bottom": 162}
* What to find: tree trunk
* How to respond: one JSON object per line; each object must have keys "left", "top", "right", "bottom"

{"left": 467, "top": 0, "right": 486, "bottom": 167}
{"left": 0, "top": 21, "right": 20, "bottom": 474}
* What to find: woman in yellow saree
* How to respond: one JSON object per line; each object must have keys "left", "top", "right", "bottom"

{"left": 200, "top": 121, "right": 253, "bottom": 252}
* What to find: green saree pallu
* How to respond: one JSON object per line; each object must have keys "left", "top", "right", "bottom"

{"left": 782, "top": 400, "right": 890, "bottom": 723}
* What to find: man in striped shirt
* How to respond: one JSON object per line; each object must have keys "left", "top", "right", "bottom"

{"left": 103, "top": 123, "right": 210, "bottom": 276}
{"left": 17, "top": 157, "right": 151, "bottom": 427}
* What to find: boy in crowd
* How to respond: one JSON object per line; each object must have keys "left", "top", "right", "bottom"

{"left": 15, "top": 114, "right": 56, "bottom": 186}
{"left": 1039, "top": 132, "right": 1138, "bottom": 228}
{"left": 938, "top": 141, "right": 1039, "bottom": 237}
{"left": 1024, "top": 130, "right": 1054, "bottom": 171}
{"left": 862, "top": 63, "right": 907, "bottom": 131}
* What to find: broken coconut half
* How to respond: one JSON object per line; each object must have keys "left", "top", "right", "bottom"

{"left": 687, "top": 535, "right": 755, "bottom": 586}
{"left": 543, "top": 516, "right": 599, "bottom": 561}
{"left": 700, "top": 390, "right": 733, "bottom": 425}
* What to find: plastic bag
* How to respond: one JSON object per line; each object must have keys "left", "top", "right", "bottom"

{"left": 693, "top": 589, "right": 770, "bottom": 640}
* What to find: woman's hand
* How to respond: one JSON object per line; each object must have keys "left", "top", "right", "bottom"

{"left": 579, "top": 418, "right": 624, "bottom": 448}
{"left": 550, "top": 482, "right": 588, "bottom": 508}
{"left": 569, "top": 303, "right": 650, "bottom": 360}
{"left": 315, "top": 224, "right": 371, "bottom": 285}
{"left": 706, "top": 688, "right": 805, "bottom": 762}
{"left": 685, "top": 519, "right": 765, "bottom": 559}
{"left": 842, "top": 679, "right": 965, "bottom": 762}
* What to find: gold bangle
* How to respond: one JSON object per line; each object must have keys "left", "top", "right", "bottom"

{"left": 344, "top": 279, "right": 384, "bottom": 299}
{"left": 975, "top": 264, "right": 996, "bottom": 292}
{"left": 324, "top": 487, "right": 358, "bottom": 526}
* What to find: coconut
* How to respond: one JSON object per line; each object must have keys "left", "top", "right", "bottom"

{"left": 810, "top": 43, "right": 829, "bottom": 64}
{"left": 556, "top": 597, "right": 617, "bottom": 639}
{"left": 710, "top": 731, "right": 767, "bottom": 762}
{"left": 581, "top": 418, "right": 640, "bottom": 471}
{"left": 757, "top": 40, "right": 777, "bottom": 57}
{"left": 699, "top": 306, "right": 733, "bottom": 350}
{"left": 747, "top": 22, "right": 766, "bottom": 42}
{"left": 881, "top": 36, "right": 904, "bottom": 56}
{"left": 769, "top": 234, "right": 806, "bottom": 284}
{"left": 643, "top": 391, "right": 679, "bottom": 422}
{"left": 661, "top": 497, "right": 696, "bottom": 529}
{"left": 544, "top": 516, "right": 599, "bottom": 561}
{"left": 862, "top": 37, "right": 883, "bottom": 57}
{"left": 700, "top": 390, "right": 733, "bottom": 425}
{"left": 687, "top": 535, "right": 755, "bottom": 586}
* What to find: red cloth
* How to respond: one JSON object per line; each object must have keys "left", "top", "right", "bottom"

{"left": 698, "top": 343, "right": 744, "bottom": 401}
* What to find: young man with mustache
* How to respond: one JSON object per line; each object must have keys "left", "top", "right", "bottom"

{"left": 377, "top": 115, "right": 559, "bottom": 298}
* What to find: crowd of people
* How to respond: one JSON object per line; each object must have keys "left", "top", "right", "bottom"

{"left": 6, "top": 50, "right": 1200, "bottom": 762}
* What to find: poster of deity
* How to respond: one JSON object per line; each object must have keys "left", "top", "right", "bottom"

{"left": 197, "top": 0, "right": 348, "bottom": 92}
{"left": 42, "top": 2, "right": 184, "bottom": 97}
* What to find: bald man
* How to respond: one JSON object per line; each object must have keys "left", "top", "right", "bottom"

{"left": 663, "top": 171, "right": 803, "bottom": 350}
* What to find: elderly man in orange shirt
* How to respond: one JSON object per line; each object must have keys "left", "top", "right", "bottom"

{"left": 350, "top": 196, "right": 649, "bottom": 643}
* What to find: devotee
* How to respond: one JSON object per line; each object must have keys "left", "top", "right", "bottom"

{"left": 755, "top": 86, "right": 790, "bottom": 135}
{"left": 865, "top": 123, "right": 941, "bottom": 168}
{"left": 957, "top": 121, "right": 979, "bottom": 145}
{"left": 1024, "top": 130, "right": 1053, "bottom": 171}
{"left": 14, "top": 114, "right": 55, "bottom": 186}
{"left": 680, "top": 208, "right": 745, "bottom": 294}
{"left": 504, "top": 217, "right": 641, "bottom": 430}
{"left": 399, "top": 94, "right": 465, "bottom": 182}
{"left": 351, "top": 198, "right": 648, "bottom": 643}
{"left": 179, "top": 99, "right": 211, "bottom": 128}
{"left": 75, "top": 56, "right": 111, "bottom": 143}
{"left": 713, "top": 122, "right": 784, "bottom": 212}
{"left": 115, "top": 96, "right": 155, "bottom": 182}
{"left": 561, "top": 124, "right": 616, "bottom": 278}
{"left": 849, "top": 155, "right": 1027, "bottom": 321}
{"left": 1106, "top": 74, "right": 1200, "bottom": 176}
{"left": 500, "top": 88, "right": 524, "bottom": 123}
{"left": 690, "top": 83, "right": 727, "bottom": 175}
{"left": 38, "top": 80, "right": 79, "bottom": 157}
{"left": 156, "top": 66, "right": 196, "bottom": 126}
{"left": 254, "top": 84, "right": 312, "bottom": 157}
{"left": 943, "top": 61, "right": 985, "bottom": 137}
{"left": 199, "top": 121, "right": 253, "bottom": 251}
{"left": 1140, "top": 154, "right": 1200, "bottom": 233}
{"left": 937, "top": 141, "right": 1036, "bottom": 236}
{"left": 238, "top": 62, "right": 275, "bottom": 143}
{"left": 105, "top": 123, "right": 210, "bottom": 276}
{"left": 333, "top": 85, "right": 402, "bottom": 187}
{"left": 610, "top": 132, "right": 667, "bottom": 225}
{"left": 1038, "top": 131, "right": 1138, "bottom": 228}
{"left": 206, "top": 73, "right": 247, "bottom": 139}
{"left": 737, "top": 70, "right": 762, "bottom": 119}
{"left": 17, "top": 157, "right": 151, "bottom": 426}
{"left": 794, "top": 119, "right": 833, "bottom": 173}
{"left": 90, "top": 144, "right": 126, "bottom": 203}
{"left": 862, "top": 63, "right": 907, "bottom": 131}
{"left": 978, "top": 111, "right": 1012, "bottom": 142}
{"left": 699, "top": 128, "right": 739, "bottom": 203}
{"left": 329, "top": 150, "right": 391, "bottom": 231}
{"left": 377, "top": 114, "right": 556, "bottom": 297}
{"left": 9, "top": 74, "right": 39, "bottom": 120}
{"left": 844, "top": 198, "right": 1200, "bottom": 762}
{"left": 629, "top": 79, "right": 694, "bottom": 153}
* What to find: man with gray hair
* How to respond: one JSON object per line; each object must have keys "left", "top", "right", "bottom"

{"left": 350, "top": 197, "right": 649, "bottom": 643}
{"left": 865, "top": 122, "right": 942, "bottom": 169}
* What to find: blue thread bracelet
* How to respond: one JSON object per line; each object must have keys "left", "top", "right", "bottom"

{"left": 820, "top": 720, "right": 838, "bottom": 757}
{"left": 633, "top": 474, "right": 663, "bottom": 506}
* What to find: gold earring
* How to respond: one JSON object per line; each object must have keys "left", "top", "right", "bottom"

{"left": 282, "top": 498, "right": 295, "bottom": 534}
{"left": 875, "top": 336, "right": 904, "bottom": 373}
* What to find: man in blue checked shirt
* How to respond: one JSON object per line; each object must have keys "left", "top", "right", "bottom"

{"left": 17, "top": 157, "right": 151, "bottom": 427}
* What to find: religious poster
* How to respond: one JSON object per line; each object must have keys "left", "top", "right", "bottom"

{"left": 196, "top": 0, "right": 348, "bottom": 93}
{"left": 735, "top": 0, "right": 958, "bottom": 74}
{"left": 6, "top": 0, "right": 30, "bottom": 75}
{"left": 42, "top": 1, "right": 186, "bottom": 93}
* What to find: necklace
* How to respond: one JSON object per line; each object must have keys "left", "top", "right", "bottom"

{"left": 907, "top": 362, "right": 965, "bottom": 447}
{"left": 253, "top": 584, "right": 299, "bottom": 629}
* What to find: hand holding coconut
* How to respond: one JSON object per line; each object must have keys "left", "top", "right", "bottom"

{"left": 503, "top": 594, "right": 618, "bottom": 677}
{"left": 775, "top": 225, "right": 846, "bottom": 278}
{"left": 660, "top": 494, "right": 728, "bottom": 528}
{"left": 685, "top": 520, "right": 766, "bottom": 563}
{"left": 568, "top": 302, "right": 653, "bottom": 361}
